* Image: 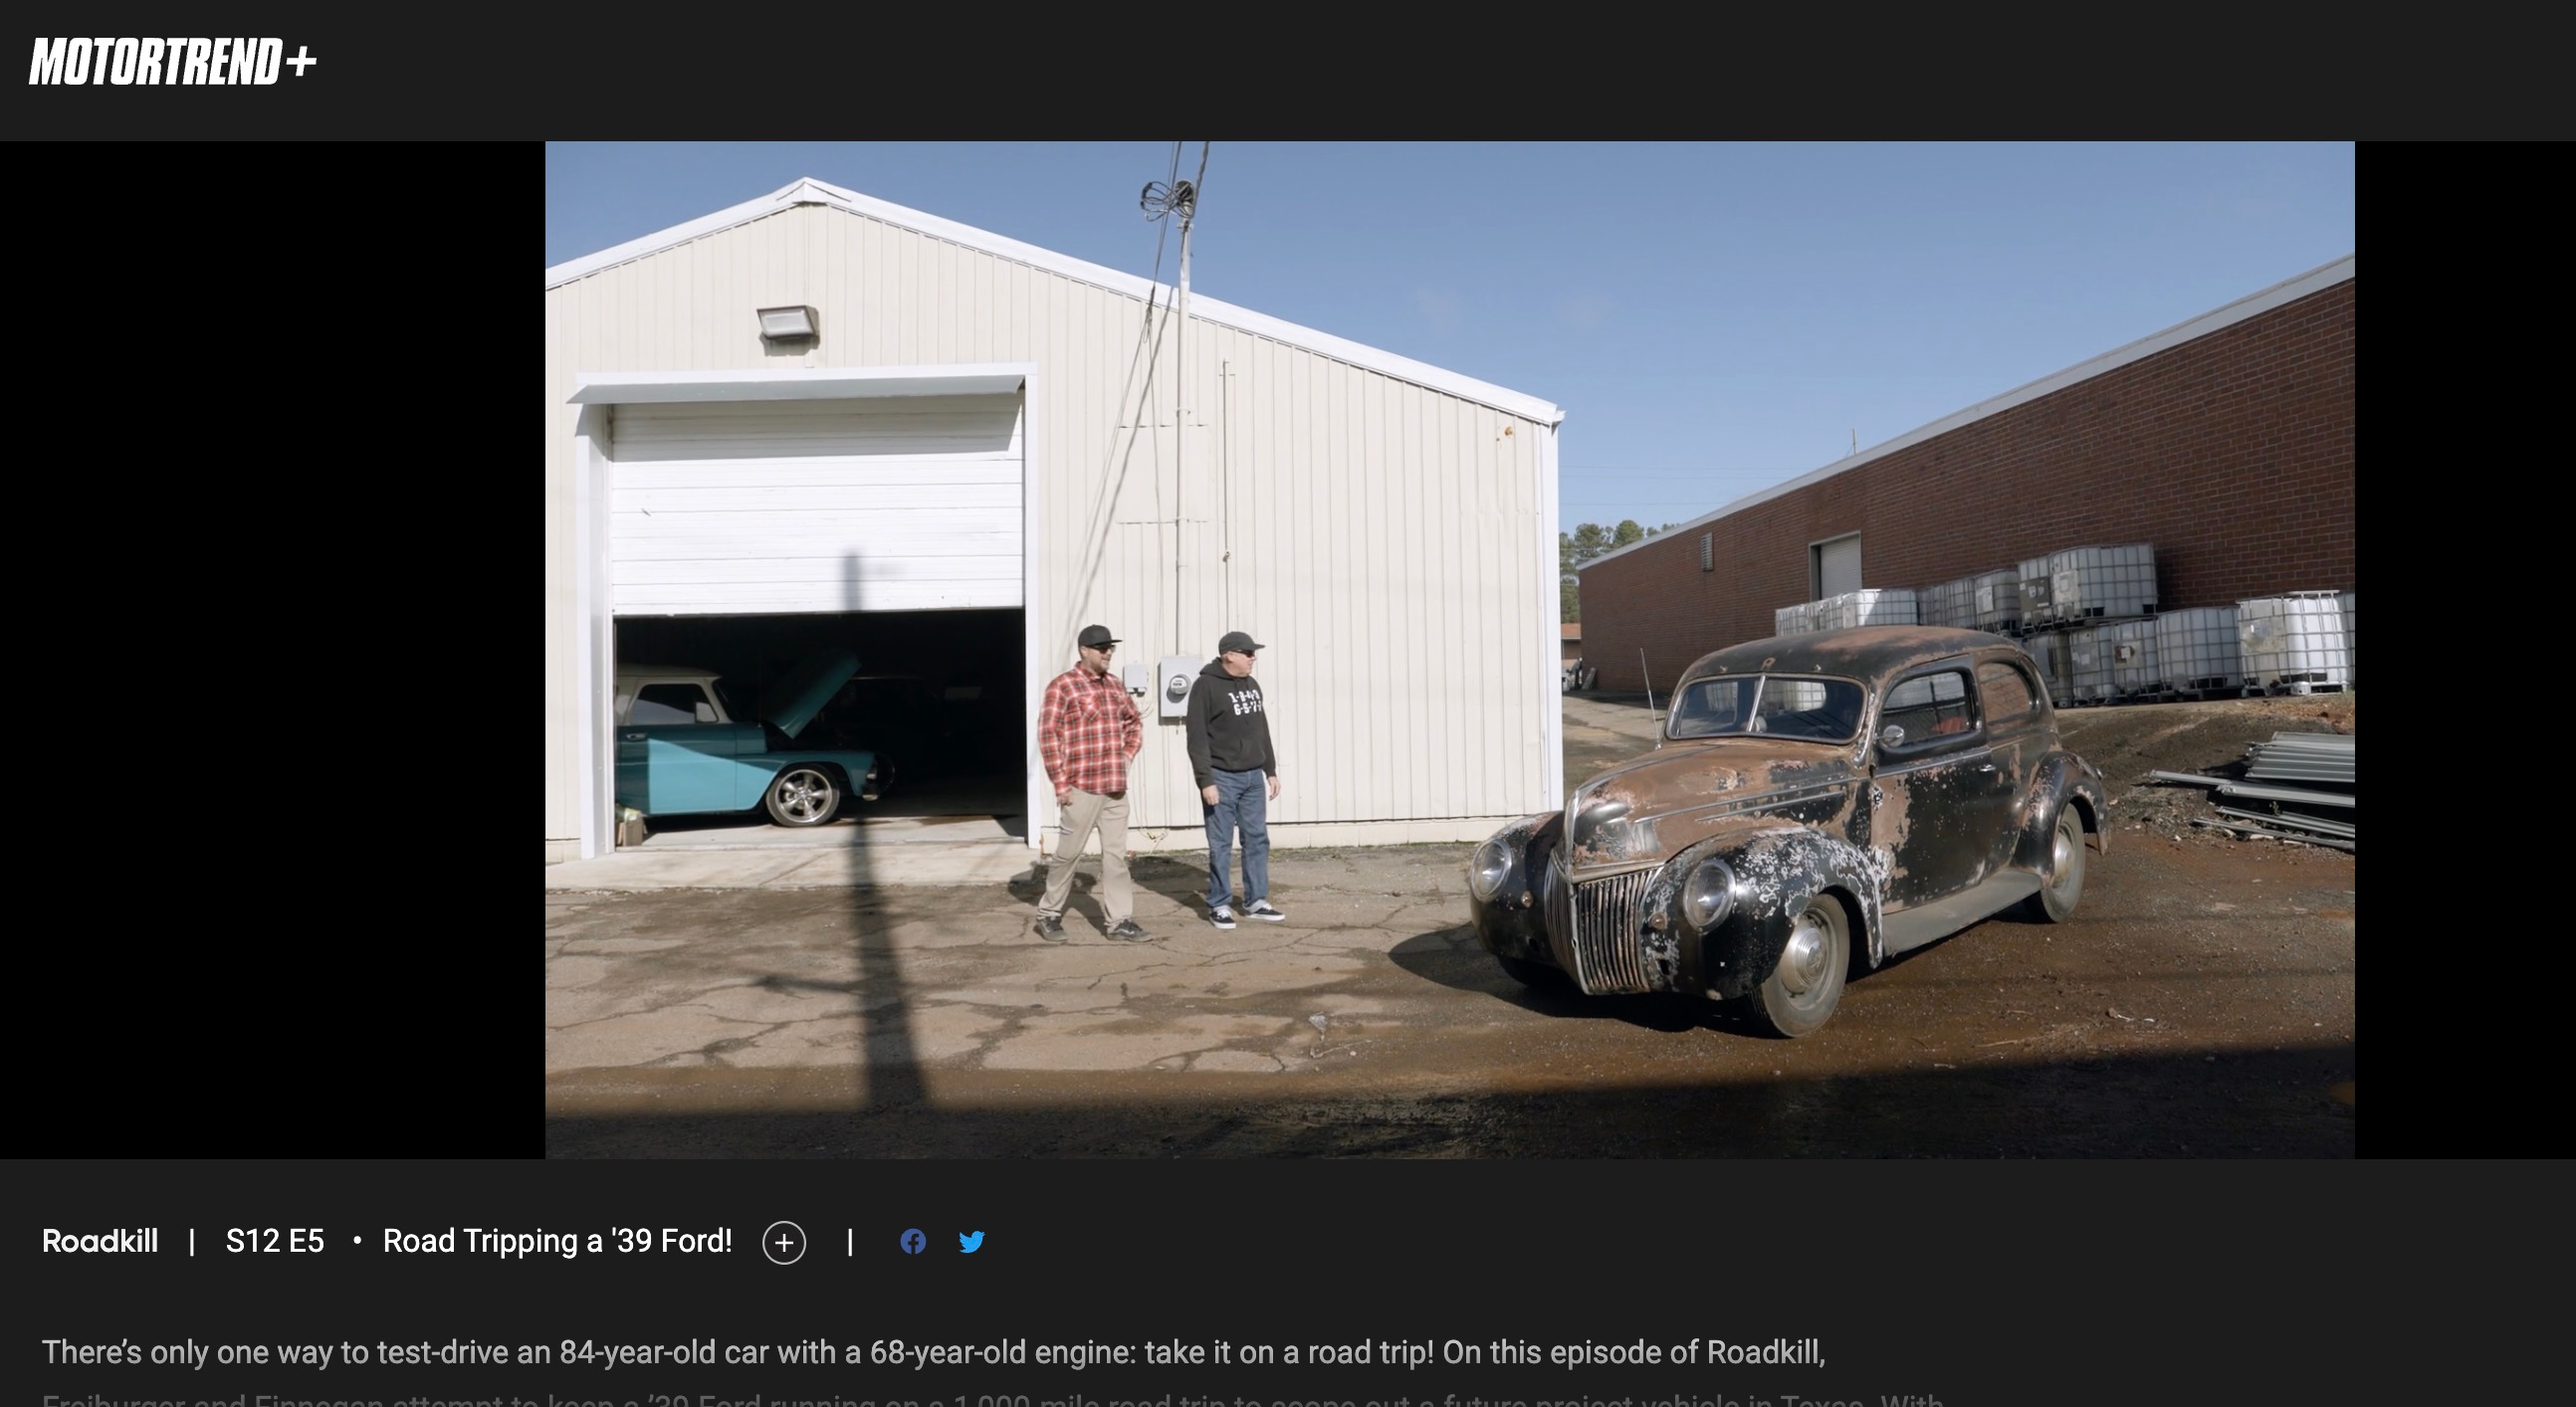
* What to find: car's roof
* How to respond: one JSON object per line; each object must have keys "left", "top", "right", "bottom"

{"left": 1678, "top": 626, "right": 2018, "bottom": 685}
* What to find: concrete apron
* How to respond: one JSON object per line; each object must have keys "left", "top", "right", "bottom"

{"left": 545, "top": 843, "right": 1489, "bottom": 1096}
{"left": 547, "top": 812, "right": 1036, "bottom": 890}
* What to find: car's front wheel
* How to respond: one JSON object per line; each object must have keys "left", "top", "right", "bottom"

{"left": 1741, "top": 893, "right": 1850, "bottom": 1038}
{"left": 763, "top": 765, "right": 842, "bottom": 827}
{"left": 2017, "top": 805, "right": 2086, "bottom": 922}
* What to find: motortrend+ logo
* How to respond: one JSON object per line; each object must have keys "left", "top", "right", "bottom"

{"left": 28, "top": 38, "right": 319, "bottom": 85}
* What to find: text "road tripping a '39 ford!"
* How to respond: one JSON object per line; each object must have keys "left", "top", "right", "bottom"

{"left": 1469, "top": 627, "right": 2106, "bottom": 1037}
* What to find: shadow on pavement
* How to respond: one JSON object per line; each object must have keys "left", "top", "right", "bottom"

{"left": 543, "top": 1041, "right": 2356, "bottom": 1158}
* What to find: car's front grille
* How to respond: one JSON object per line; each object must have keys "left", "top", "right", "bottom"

{"left": 1546, "top": 860, "right": 1658, "bottom": 995}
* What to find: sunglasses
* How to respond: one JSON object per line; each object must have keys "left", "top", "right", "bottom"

{"left": 1088, "top": 644, "right": 1117, "bottom": 654}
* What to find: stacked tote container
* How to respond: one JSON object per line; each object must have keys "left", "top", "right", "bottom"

{"left": 2106, "top": 619, "right": 2161, "bottom": 700}
{"left": 1920, "top": 575, "right": 1975, "bottom": 629}
{"left": 2238, "top": 592, "right": 2349, "bottom": 694}
{"left": 2021, "top": 632, "right": 2073, "bottom": 708}
{"left": 1774, "top": 602, "right": 1818, "bottom": 637}
{"left": 2023, "top": 542, "right": 2158, "bottom": 625}
{"left": 1813, "top": 587, "right": 1918, "bottom": 631}
{"left": 2339, "top": 591, "right": 2356, "bottom": 687}
{"left": 2064, "top": 626, "right": 2118, "bottom": 704}
{"left": 2153, "top": 607, "right": 2247, "bottom": 697}
{"left": 1970, "top": 569, "right": 2023, "bottom": 634}
{"left": 2017, "top": 552, "right": 2055, "bottom": 625}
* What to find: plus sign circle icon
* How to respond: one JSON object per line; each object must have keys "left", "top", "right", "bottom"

{"left": 761, "top": 1221, "right": 807, "bottom": 1265}
{"left": 900, "top": 1228, "right": 927, "bottom": 1254}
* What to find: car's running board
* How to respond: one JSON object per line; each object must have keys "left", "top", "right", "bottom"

{"left": 1880, "top": 872, "right": 2043, "bottom": 955}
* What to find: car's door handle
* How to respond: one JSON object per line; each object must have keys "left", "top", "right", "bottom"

{"left": 1977, "top": 764, "right": 1997, "bottom": 772}
{"left": 622, "top": 731, "right": 645, "bottom": 741}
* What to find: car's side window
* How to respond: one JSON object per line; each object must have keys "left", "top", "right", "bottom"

{"left": 1880, "top": 668, "right": 1975, "bottom": 748}
{"left": 1977, "top": 660, "right": 2039, "bottom": 725}
{"left": 630, "top": 684, "right": 711, "bottom": 726}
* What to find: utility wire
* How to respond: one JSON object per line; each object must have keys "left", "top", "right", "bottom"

{"left": 1060, "top": 146, "right": 1189, "bottom": 666}
{"left": 1137, "top": 142, "right": 1208, "bottom": 647}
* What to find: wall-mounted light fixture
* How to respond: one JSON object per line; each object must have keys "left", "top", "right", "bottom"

{"left": 756, "top": 305, "right": 819, "bottom": 341}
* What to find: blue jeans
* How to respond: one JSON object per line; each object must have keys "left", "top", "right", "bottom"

{"left": 1203, "top": 767, "right": 1270, "bottom": 910}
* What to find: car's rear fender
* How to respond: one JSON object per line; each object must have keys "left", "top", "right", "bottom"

{"left": 2014, "top": 750, "right": 2108, "bottom": 871}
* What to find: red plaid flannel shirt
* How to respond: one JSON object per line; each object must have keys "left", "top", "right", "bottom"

{"left": 1037, "top": 666, "right": 1142, "bottom": 796}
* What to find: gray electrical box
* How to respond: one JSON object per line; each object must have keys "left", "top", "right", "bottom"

{"left": 1157, "top": 655, "right": 1198, "bottom": 719}
{"left": 1119, "top": 661, "right": 1153, "bottom": 699}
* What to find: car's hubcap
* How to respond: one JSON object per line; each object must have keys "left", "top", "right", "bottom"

{"left": 1779, "top": 908, "right": 1829, "bottom": 996}
{"left": 780, "top": 772, "right": 829, "bottom": 821}
{"left": 2050, "top": 819, "right": 2078, "bottom": 897}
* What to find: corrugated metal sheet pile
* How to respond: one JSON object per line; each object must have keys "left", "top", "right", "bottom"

{"left": 2148, "top": 730, "right": 2354, "bottom": 852}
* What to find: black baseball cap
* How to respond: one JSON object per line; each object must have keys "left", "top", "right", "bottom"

{"left": 1078, "top": 624, "right": 1120, "bottom": 649}
{"left": 1218, "top": 630, "right": 1264, "bottom": 655}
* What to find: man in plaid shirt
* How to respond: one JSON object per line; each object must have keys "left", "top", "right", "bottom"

{"left": 1034, "top": 624, "right": 1151, "bottom": 941}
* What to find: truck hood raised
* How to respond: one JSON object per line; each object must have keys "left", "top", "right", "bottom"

{"left": 762, "top": 647, "right": 861, "bottom": 738}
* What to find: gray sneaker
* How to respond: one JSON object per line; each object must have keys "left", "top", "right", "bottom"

{"left": 1106, "top": 918, "right": 1152, "bottom": 942}
{"left": 1033, "top": 913, "right": 1067, "bottom": 942}
{"left": 1207, "top": 905, "right": 1237, "bottom": 930}
{"left": 1243, "top": 900, "right": 1287, "bottom": 922}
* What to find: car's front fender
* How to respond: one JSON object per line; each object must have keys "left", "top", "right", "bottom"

{"left": 739, "top": 748, "right": 881, "bottom": 801}
{"left": 1467, "top": 812, "right": 1561, "bottom": 965}
{"left": 1647, "top": 822, "right": 1889, "bottom": 999}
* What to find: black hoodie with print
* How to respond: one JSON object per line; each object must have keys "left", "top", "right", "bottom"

{"left": 1184, "top": 658, "right": 1275, "bottom": 788}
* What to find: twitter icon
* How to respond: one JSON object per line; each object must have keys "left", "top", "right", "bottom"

{"left": 957, "top": 1231, "right": 985, "bottom": 1254}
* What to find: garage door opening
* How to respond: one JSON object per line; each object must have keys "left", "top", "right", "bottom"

{"left": 612, "top": 608, "right": 1025, "bottom": 845}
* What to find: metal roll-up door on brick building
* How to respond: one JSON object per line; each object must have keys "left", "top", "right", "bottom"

{"left": 1815, "top": 533, "right": 1862, "bottom": 599}
{"left": 608, "top": 393, "right": 1023, "bottom": 617}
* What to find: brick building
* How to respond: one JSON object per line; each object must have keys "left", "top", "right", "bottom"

{"left": 1576, "top": 257, "right": 2353, "bottom": 694}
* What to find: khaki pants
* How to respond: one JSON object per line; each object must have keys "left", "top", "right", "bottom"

{"left": 1039, "top": 788, "right": 1132, "bottom": 924}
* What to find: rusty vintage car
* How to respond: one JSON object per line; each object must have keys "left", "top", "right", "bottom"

{"left": 1469, "top": 626, "right": 2106, "bottom": 1037}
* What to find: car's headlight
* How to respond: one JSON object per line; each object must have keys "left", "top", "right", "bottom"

{"left": 1569, "top": 793, "right": 1657, "bottom": 860}
{"left": 1467, "top": 837, "right": 1518, "bottom": 903}
{"left": 1679, "top": 855, "right": 1737, "bottom": 929}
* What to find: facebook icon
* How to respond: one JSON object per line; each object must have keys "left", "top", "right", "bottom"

{"left": 900, "top": 1228, "right": 926, "bottom": 1255}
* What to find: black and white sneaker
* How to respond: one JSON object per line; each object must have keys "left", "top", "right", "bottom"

{"left": 1243, "top": 901, "right": 1287, "bottom": 922}
{"left": 1033, "top": 913, "right": 1067, "bottom": 942}
{"left": 1207, "top": 906, "right": 1237, "bottom": 930}
{"left": 1106, "top": 918, "right": 1153, "bottom": 942}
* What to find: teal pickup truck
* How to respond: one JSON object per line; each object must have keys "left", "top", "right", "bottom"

{"left": 613, "top": 648, "right": 884, "bottom": 827}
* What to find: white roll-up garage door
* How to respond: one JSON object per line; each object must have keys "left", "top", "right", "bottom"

{"left": 608, "top": 392, "right": 1022, "bottom": 615}
{"left": 1816, "top": 533, "right": 1862, "bottom": 599}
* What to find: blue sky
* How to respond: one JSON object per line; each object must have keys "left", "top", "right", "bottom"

{"left": 545, "top": 141, "right": 2354, "bottom": 533}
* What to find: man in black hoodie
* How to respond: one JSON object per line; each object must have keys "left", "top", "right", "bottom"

{"left": 1185, "top": 630, "right": 1284, "bottom": 929}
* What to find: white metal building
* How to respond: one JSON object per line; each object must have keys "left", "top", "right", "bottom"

{"left": 544, "top": 177, "right": 1565, "bottom": 863}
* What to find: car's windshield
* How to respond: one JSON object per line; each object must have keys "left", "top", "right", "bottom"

{"left": 1666, "top": 674, "right": 1864, "bottom": 743}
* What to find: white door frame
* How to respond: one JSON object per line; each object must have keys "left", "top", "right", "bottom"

{"left": 564, "top": 364, "right": 1038, "bottom": 860}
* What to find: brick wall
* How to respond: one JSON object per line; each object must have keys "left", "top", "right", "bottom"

{"left": 1578, "top": 281, "right": 2355, "bottom": 694}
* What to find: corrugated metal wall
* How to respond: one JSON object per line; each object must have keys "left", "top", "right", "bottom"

{"left": 546, "top": 201, "right": 1556, "bottom": 854}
